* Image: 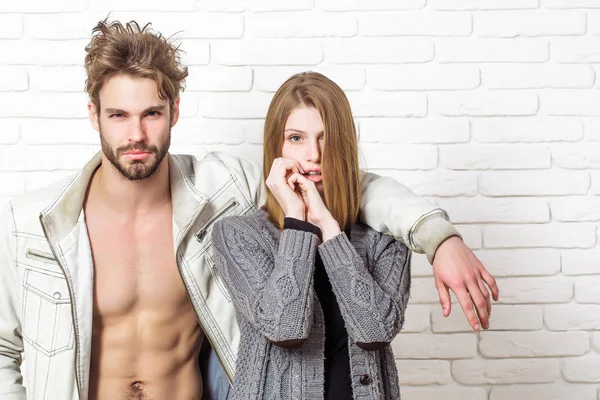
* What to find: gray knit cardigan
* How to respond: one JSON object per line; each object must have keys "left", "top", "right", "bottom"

{"left": 211, "top": 210, "right": 411, "bottom": 400}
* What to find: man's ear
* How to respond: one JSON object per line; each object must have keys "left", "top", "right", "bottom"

{"left": 88, "top": 101, "right": 100, "bottom": 132}
{"left": 170, "top": 97, "right": 181, "bottom": 128}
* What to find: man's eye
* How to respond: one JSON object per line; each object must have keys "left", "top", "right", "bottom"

{"left": 109, "top": 114, "right": 124, "bottom": 118}
{"left": 147, "top": 111, "right": 160, "bottom": 117}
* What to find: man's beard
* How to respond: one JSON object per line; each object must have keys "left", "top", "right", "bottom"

{"left": 100, "top": 127, "right": 171, "bottom": 181}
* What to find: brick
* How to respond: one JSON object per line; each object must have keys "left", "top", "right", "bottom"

{"left": 592, "top": 172, "right": 600, "bottom": 194}
{"left": 492, "top": 277, "right": 573, "bottom": 303}
{"left": 546, "top": 305, "right": 600, "bottom": 330}
{"left": 410, "top": 277, "right": 443, "bottom": 303}
{"left": 0, "top": 93, "right": 88, "bottom": 118}
{"left": 562, "top": 250, "right": 600, "bottom": 276}
{"left": 0, "top": 145, "right": 98, "bottom": 172}
{"left": 186, "top": 67, "right": 252, "bottom": 92}
{"left": 246, "top": 13, "right": 356, "bottom": 38}
{"left": 213, "top": 40, "right": 322, "bottom": 66}
{"left": 361, "top": 12, "right": 471, "bottom": 37}
{"left": 552, "top": 144, "right": 600, "bottom": 169}
{"left": 375, "top": 170, "right": 477, "bottom": 197}
{"left": 480, "top": 331, "right": 589, "bottom": 357}
{"left": 544, "top": 0, "right": 600, "bottom": 8}
{"left": 402, "top": 388, "right": 487, "bottom": 400}
{"left": 430, "top": 92, "right": 538, "bottom": 117}
{"left": 484, "top": 224, "right": 595, "bottom": 249}
{"left": 455, "top": 225, "right": 483, "bottom": 249}
{"left": 0, "top": 173, "right": 25, "bottom": 197}
{"left": 474, "top": 249, "right": 560, "bottom": 277}
{"left": 395, "top": 360, "right": 451, "bottom": 385}
{"left": 575, "top": 278, "right": 600, "bottom": 304}
{"left": 435, "top": 197, "right": 549, "bottom": 224}
{"left": 0, "top": 67, "right": 28, "bottom": 92}
{"left": 550, "top": 197, "right": 600, "bottom": 222}
{"left": 472, "top": 117, "right": 583, "bottom": 143}
{"left": 196, "top": 93, "right": 272, "bottom": 119}
{"left": 180, "top": 40, "right": 210, "bottom": 65}
{"left": 589, "top": 12, "right": 600, "bottom": 34}
{"left": 253, "top": 66, "right": 366, "bottom": 92}
{"left": 475, "top": 11, "right": 585, "bottom": 37}
{"left": 319, "top": 0, "right": 425, "bottom": 11}
{"left": 480, "top": 171, "right": 589, "bottom": 196}
{"left": 392, "top": 334, "right": 476, "bottom": 359}
{"left": 491, "top": 385, "right": 597, "bottom": 400}
{"left": 178, "top": 92, "right": 199, "bottom": 118}
{"left": 0, "top": 0, "right": 86, "bottom": 12}
{"left": 430, "top": 0, "right": 539, "bottom": 10}
{"left": 359, "top": 144, "right": 437, "bottom": 169}
{"left": 0, "top": 120, "right": 19, "bottom": 144}
{"left": 436, "top": 38, "right": 548, "bottom": 63}
{"left": 368, "top": 65, "right": 479, "bottom": 90}
{"left": 410, "top": 254, "right": 434, "bottom": 277}
{"left": 431, "top": 308, "right": 473, "bottom": 333}
{"left": 594, "top": 333, "right": 600, "bottom": 352}
{"left": 0, "top": 15, "right": 22, "bottom": 39}
{"left": 401, "top": 304, "right": 430, "bottom": 333}
{"left": 584, "top": 118, "right": 600, "bottom": 141}
{"left": 246, "top": 0, "right": 314, "bottom": 12}
{"left": 25, "top": 171, "right": 78, "bottom": 192}
{"left": 20, "top": 120, "right": 98, "bottom": 145}
{"left": 23, "top": 13, "right": 104, "bottom": 40}
{"left": 0, "top": 39, "right": 86, "bottom": 66}
{"left": 552, "top": 37, "right": 600, "bottom": 63}
{"left": 244, "top": 120, "right": 266, "bottom": 144}
{"left": 453, "top": 359, "right": 560, "bottom": 384}
{"left": 359, "top": 118, "right": 469, "bottom": 144}
{"left": 171, "top": 118, "right": 246, "bottom": 145}
{"left": 325, "top": 38, "right": 433, "bottom": 64}
{"left": 441, "top": 144, "right": 550, "bottom": 170}
{"left": 347, "top": 92, "right": 427, "bottom": 117}
{"left": 564, "top": 355, "right": 600, "bottom": 383}
{"left": 481, "top": 64, "right": 593, "bottom": 89}
{"left": 28, "top": 66, "right": 86, "bottom": 92}
{"left": 197, "top": 0, "right": 244, "bottom": 12}
{"left": 89, "top": 0, "right": 196, "bottom": 11}
{"left": 487, "top": 305, "right": 544, "bottom": 331}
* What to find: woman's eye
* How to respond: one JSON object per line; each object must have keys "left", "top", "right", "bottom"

{"left": 290, "top": 135, "right": 301, "bottom": 142}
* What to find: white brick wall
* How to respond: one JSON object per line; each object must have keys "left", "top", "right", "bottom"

{"left": 0, "top": 1, "right": 598, "bottom": 398}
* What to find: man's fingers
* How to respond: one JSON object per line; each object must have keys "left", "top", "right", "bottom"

{"left": 453, "top": 286, "right": 481, "bottom": 330}
{"left": 480, "top": 267, "right": 499, "bottom": 302}
{"left": 435, "top": 279, "right": 452, "bottom": 317}
{"left": 467, "top": 279, "right": 490, "bottom": 330}
{"left": 478, "top": 278, "right": 492, "bottom": 318}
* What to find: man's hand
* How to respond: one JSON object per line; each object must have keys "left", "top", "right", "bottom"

{"left": 432, "top": 236, "right": 499, "bottom": 330}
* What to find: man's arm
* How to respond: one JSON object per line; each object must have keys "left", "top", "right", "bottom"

{"left": 217, "top": 152, "right": 499, "bottom": 331}
{"left": 0, "top": 203, "right": 26, "bottom": 398}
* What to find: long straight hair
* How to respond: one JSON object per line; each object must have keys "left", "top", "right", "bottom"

{"left": 263, "top": 72, "right": 360, "bottom": 231}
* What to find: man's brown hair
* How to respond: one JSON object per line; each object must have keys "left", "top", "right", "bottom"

{"left": 84, "top": 19, "right": 188, "bottom": 115}
{"left": 263, "top": 72, "right": 361, "bottom": 231}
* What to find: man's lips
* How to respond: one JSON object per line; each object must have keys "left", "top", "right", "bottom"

{"left": 123, "top": 150, "right": 151, "bottom": 160}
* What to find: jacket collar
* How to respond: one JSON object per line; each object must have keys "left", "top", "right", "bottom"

{"left": 40, "top": 151, "right": 207, "bottom": 247}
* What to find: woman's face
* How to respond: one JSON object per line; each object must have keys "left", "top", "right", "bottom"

{"left": 281, "top": 106, "right": 325, "bottom": 193}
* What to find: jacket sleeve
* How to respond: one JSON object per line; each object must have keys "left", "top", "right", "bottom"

{"left": 0, "top": 203, "right": 26, "bottom": 399}
{"left": 359, "top": 171, "right": 461, "bottom": 263}
{"left": 211, "top": 217, "right": 317, "bottom": 345}
{"left": 318, "top": 231, "right": 411, "bottom": 348}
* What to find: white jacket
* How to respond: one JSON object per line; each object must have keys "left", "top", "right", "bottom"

{"left": 0, "top": 151, "right": 458, "bottom": 400}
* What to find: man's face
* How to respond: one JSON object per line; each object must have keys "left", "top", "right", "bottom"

{"left": 88, "top": 74, "right": 180, "bottom": 180}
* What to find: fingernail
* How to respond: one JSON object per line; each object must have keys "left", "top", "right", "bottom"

{"left": 474, "top": 324, "right": 480, "bottom": 330}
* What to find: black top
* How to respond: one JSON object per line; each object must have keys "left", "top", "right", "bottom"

{"left": 284, "top": 218, "right": 353, "bottom": 400}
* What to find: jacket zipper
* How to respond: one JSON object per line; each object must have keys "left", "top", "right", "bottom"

{"left": 25, "top": 248, "right": 59, "bottom": 265}
{"left": 39, "top": 217, "right": 82, "bottom": 399}
{"left": 194, "top": 199, "right": 238, "bottom": 242}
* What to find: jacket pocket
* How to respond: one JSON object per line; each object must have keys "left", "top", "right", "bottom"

{"left": 22, "top": 268, "right": 74, "bottom": 356}
{"left": 195, "top": 198, "right": 239, "bottom": 243}
{"left": 205, "top": 250, "right": 232, "bottom": 303}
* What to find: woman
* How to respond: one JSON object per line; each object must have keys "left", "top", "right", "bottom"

{"left": 212, "top": 72, "right": 411, "bottom": 399}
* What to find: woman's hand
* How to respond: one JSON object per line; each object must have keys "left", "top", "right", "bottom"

{"left": 288, "top": 172, "right": 341, "bottom": 241}
{"left": 265, "top": 158, "right": 306, "bottom": 220}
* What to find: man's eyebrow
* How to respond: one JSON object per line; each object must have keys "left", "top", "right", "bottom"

{"left": 104, "top": 105, "right": 166, "bottom": 114}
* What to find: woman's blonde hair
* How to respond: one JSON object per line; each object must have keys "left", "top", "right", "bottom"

{"left": 263, "top": 72, "right": 360, "bottom": 231}
{"left": 84, "top": 19, "right": 188, "bottom": 117}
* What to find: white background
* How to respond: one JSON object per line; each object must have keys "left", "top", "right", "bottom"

{"left": 0, "top": 0, "right": 599, "bottom": 399}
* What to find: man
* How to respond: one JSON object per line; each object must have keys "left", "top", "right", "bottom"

{"left": 0, "top": 20, "right": 497, "bottom": 400}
